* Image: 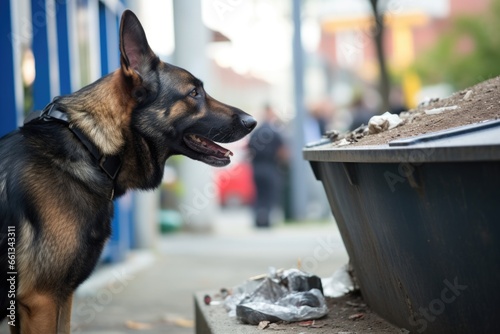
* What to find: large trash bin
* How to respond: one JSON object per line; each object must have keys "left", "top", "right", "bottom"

{"left": 303, "top": 120, "right": 500, "bottom": 334}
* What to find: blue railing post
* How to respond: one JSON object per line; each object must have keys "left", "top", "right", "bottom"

{"left": 97, "top": 2, "right": 134, "bottom": 262}
{"left": 55, "top": 0, "right": 72, "bottom": 95}
{"left": 31, "top": 0, "right": 60, "bottom": 109}
{"left": 0, "top": 0, "right": 19, "bottom": 137}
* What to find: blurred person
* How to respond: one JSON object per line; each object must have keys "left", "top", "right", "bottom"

{"left": 348, "top": 94, "right": 376, "bottom": 131}
{"left": 303, "top": 100, "right": 335, "bottom": 219}
{"left": 248, "top": 104, "right": 288, "bottom": 228}
{"left": 304, "top": 99, "right": 335, "bottom": 142}
{"left": 389, "top": 86, "right": 407, "bottom": 115}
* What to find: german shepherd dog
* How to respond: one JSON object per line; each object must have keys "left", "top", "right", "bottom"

{"left": 0, "top": 10, "right": 256, "bottom": 333}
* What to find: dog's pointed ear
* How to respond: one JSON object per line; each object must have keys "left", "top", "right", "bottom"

{"left": 119, "top": 10, "right": 158, "bottom": 81}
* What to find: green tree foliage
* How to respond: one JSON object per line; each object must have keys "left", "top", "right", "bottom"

{"left": 413, "top": 0, "right": 500, "bottom": 90}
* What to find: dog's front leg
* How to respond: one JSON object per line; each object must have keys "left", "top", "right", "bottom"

{"left": 18, "top": 293, "right": 59, "bottom": 334}
{"left": 56, "top": 294, "right": 73, "bottom": 334}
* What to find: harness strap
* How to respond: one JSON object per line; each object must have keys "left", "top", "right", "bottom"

{"left": 24, "top": 102, "right": 122, "bottom": 198}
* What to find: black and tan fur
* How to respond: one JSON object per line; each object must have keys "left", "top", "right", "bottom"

{"left": 0, "top": 10, "right": 256, "bottom": 333}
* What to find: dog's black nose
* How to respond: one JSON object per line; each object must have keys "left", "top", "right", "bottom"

{"left": 241, "top": 115, "right": 257, "bottom": 131}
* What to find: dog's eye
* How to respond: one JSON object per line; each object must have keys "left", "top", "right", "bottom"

{"left": 189, "top": 89, "right": 199, "bottom": 97}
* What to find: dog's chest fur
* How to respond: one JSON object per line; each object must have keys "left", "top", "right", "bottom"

{"left": 0, "top": 125, "right": 114, "bottom": 301}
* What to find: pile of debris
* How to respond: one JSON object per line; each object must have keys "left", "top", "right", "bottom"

{"left": 319, "top": 76, "right": 500, "bottom": 147}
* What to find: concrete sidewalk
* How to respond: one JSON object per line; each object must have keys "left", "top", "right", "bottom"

{"left": 72, "top": 208, "right": 347, "bottom": 334}
{"left": 0, "top": 208, "right": 348, "bottom": 334}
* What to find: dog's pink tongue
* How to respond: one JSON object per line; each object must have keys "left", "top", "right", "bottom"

{"left": 191, "top": 134, "right": 233, "bottom": 157}
{"left": 206, "top": 140, "right": 233, "bottom": 157}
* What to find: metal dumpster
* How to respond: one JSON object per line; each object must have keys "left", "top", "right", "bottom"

{"left": 303, "top": 120, "right": 500, "bottom": 333}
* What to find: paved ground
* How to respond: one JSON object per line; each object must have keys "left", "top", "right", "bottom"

{"left": 0, "top": 208, "right": 348, "bottom": 334}
{"left": 73, "top": 208, "right": 347, "bottom": 334}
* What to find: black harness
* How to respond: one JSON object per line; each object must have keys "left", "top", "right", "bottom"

{"left": 24, "top": 102, "right": 122, "bottom": 199}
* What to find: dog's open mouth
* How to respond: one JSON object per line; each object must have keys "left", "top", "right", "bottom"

{"left": 183, "top": 134, "right": 234, "bottom": 167}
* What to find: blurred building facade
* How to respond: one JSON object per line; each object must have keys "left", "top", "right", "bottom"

{"left": 312, "top": 0, "right": 491, "bottom": 110}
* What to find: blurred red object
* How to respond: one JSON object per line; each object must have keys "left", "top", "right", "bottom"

{"left": 215, "top": 162, "right": 255, "bottom": 206}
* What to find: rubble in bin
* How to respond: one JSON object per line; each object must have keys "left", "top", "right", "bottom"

{"left": 320, "top": 94, "right": 472, "bottom": 147}
{"left": 323, "top": 125, "right": 369, "bottom": 147}
{"left": 349, "top": 77, "right": 500, "bottom": 146}
{"left": 323, "top": 110, "right": 407, "bottom": 147}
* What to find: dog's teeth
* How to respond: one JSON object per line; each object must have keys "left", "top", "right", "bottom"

{"left": 224, "top": 151, "right": 231, "bottom": 157}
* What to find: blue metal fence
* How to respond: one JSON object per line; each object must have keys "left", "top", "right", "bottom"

{"left": 31, "top": 0, "right": 55, "bottom": 110}
{"left": 0, "top": 0, "right": 18, "bottom": 137}
{"left": 56, "top": 0, "right": 72, "bottom": 95}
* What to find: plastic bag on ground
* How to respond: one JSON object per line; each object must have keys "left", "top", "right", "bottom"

{"left": 224, "top": 269, "right": 328, "bottom": 325}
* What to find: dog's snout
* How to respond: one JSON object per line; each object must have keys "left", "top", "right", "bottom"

{"left": 241, "top": 115, "right": 257, "bottom": 131}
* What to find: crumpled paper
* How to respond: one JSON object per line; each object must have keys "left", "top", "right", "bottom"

{"left": 321, "top": 264, "right": 356, "bottom": 298}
